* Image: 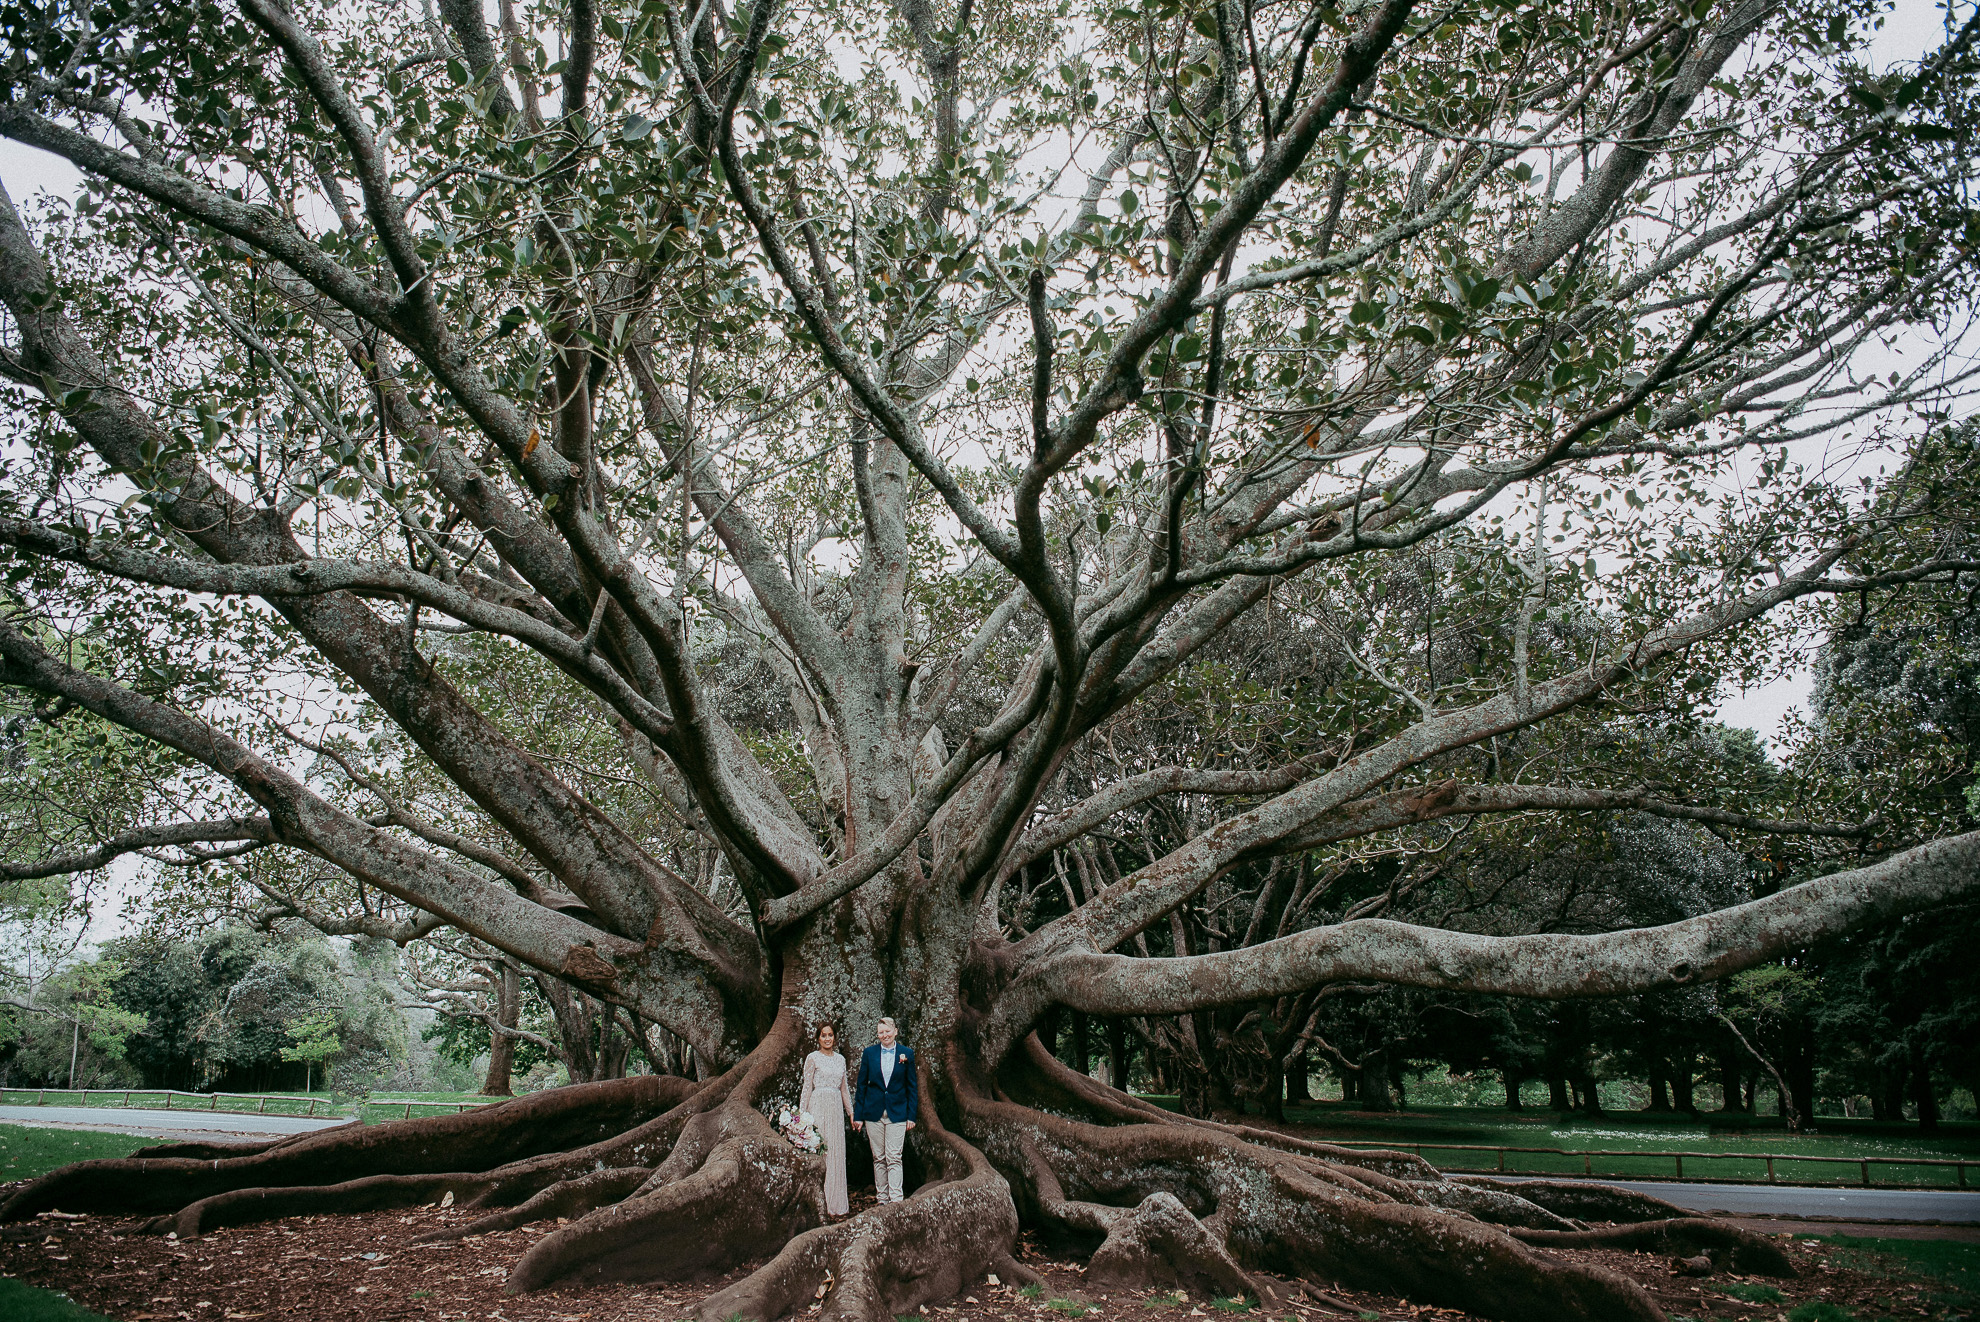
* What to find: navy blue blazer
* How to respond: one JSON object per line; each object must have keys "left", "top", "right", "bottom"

{"left": 851, "top": 1041, "right": 918, "bottom": 1123}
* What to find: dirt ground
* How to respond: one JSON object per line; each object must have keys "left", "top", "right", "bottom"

{"left": 1, "top": 1184, "right": 1972, "bottom": 1322}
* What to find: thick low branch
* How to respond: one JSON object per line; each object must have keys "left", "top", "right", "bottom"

{"left": 1016, "top": 830, "right": 1980, "bottom": 1027}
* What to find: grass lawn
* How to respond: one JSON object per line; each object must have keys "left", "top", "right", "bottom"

{"left": 1800, "top": 1233, "right": 1980, "bottom": 1314}
{"left": 0, "top": 1124, "right": 155, "bottom": 1181}
{"left": 1135, "top": 1098, "right": 1980, "bottom": 1187}
{"left": 0, "top": 1277, "right": 119, "bottom": 1322}
{"left": 357, "top": 1091, "right": 498, "bottom": 1123}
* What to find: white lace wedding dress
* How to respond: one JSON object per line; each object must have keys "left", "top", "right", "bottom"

{"left": 800, "top": 1049, "right": 853, "bottom": 1215}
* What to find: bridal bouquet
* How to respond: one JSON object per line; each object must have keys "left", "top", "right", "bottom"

{"left": 777, "top": 1104, "right": 824, "bottom": 1154}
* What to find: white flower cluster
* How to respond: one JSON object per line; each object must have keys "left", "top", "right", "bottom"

{"left": 777, "top": 1104, "right": 824, "bottom": 1154}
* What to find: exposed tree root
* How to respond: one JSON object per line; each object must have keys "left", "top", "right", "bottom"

{"left": 143, "top": 1172, "right": 472, "bottom": 1239}
{"left": 503, "top": 1104, "right": 823, "bottom": 1293}
{"left": 1450, "top": 1176, "right": 1705, "bottom": 1225}
{"left": 690, "top": 1098, "right": 1018, "bottom": 1322}
{"left": 0, "top": 1076, "right": 697, "bottom": 1221}
{"left": 412, "top": 1167, "right": 652, "bottom": 1244}
{"left": 128, "top": 1137, "right": 284, "bottom": 1162}
{"left": 1510, "top": 1218, "right": 1797, "bottom": 1275}
{"left": 968, "top": 1052, "right": 1672, "bottom": 1322}
{"left": 1403, "top": 1179, "right": 1581, "bottom": 1231}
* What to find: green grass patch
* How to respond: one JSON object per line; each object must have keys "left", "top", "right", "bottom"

{"left": 1786, "top": 1302, "right": 1856, "bottom": 1322}
{"left": 1808, "top": 1233, "right": 1980, "bottom": 1310}
{"left": 1208, "top": 1296, "right": 1253, "bottom": 1313}
{"left": 0, "top": 1123, "right": 155, "bottom": 1180}
{"left": 1144, "top": 1290, "right": 1189, "bottom": 1309}
{"left": 356, "top": 1093, "right": 496, "bottom": 1123}
{"left": 0, "top": 1277, "right": 119, "bottom": 1321}
{"left": 1019, "top": 1282, "right": 1044, "bottom": 1299}
{"left": 1716, "top": 1281, "right": 1786, "bottom": 1304}
{"left": 1044, "top": 1299, "right": 1095, "bottom": 1316}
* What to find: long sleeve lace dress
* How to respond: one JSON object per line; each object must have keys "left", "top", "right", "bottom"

{"left": 800, "top": 1049, "right": 854, "bottom": 1216}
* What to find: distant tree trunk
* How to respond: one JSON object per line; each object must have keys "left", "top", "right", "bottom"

{"left": 1106, "top": 1018, "right": 1130, "bottom": 1093}
{"left": 1874, "top": 1055, "right": 1908, "bottom": 1121}
{"left": 1341, "top": 1068, "right": 1359, "bottom": 1103}
{"left": 1786, "top": 1020, "right": 1817, "bottom": 1128}
{"left": 597, "top": 1024, "right": 633, "bottom": 1082}
{"left": 1070, "top": 1011, "right": 1091, "bottom": 1077}
{"left": 1671, "top": 1060, "right": 1696, "bottom": 1114}
{"left": 1646, "top": 1073, "right": 1672, "bottom": 1112}
{"left": 1575, "top": 1073, "right": 1603, "bottom": 1116}
{"left": 1717, "top": 1051, "right": 1746, "bottom": 1112}
{"left": 481, "top": 961, "right": 520, "bottom": 1097}
{"left": 1285, "top": 1049, "right": 1313, "bottom": 1104}
{"left": 1910, "top": 1039, "right": 1940, "bottom": 1134}
{"left": 1503, "top": 1072, "right": 1523, "bottom": 1110}
{"left": 1548, "top": 1077, "right": 1571, "bottom": 1110}
{"left": 1360, "top": 1049, "right": 1396, "bottom": 1113}
{"left": 1039, "top": 1006, "right": 1063, "bottom": 1061}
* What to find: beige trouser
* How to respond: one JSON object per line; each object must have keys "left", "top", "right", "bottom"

{"left": 868, "top": 1118, "right": 907, "bottom": 1202}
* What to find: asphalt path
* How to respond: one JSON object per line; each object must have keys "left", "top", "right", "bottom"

{"left": 1474, "top": 1173, "right": 1980, "bottom": 1222}
{"left": 0, "top": 1104, "right": 351, "bottom": 1143}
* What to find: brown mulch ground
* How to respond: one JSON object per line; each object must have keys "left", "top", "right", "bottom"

{"left": 3, "top": 1188, "right": 1971, "bottom": 1322}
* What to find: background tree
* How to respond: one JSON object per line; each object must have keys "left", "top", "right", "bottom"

{"left": 278, "top": 1009, "right": 340, "bottom": 1096}
{"left": 3, "top": 0, "right": 1980, "bottom": 1318}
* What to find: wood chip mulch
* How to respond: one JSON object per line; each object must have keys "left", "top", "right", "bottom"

{"left": 0, "top": 1196, "right": 1968, "bottom": 1321}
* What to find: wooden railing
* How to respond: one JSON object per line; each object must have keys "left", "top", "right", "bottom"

{"left": 1326, "top": 1140, "right": 1975, "bottom": 1190}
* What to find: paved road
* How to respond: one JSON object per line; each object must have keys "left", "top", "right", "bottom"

{"left": 1476, "top": 1173, "right": 1980, "bottom": 1223}
{"left": 0, "top": 1104, "right": 351, "bottom": 1142}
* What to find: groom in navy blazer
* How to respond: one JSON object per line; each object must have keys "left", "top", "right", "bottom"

{"left": 851, "top": 1016, "right": 917, "bottom": 1202}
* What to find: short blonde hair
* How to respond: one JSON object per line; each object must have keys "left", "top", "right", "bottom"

{"left": 877, "top": 1016, "right": 898, "bottom": 1032}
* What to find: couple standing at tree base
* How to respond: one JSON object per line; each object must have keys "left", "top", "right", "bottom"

{"left": 798, "top": 1016, "right": 919, "bottom": 1217}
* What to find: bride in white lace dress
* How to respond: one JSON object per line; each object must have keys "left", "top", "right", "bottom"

{"left": 800, "top": 1023, "right": 854, "bottom": 1217}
